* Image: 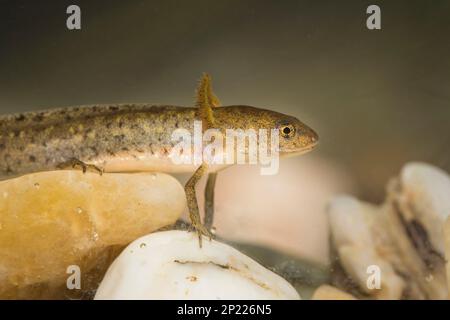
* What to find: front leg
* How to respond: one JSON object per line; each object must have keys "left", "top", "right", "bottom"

{"left": 187, "top": 73, "right": 220, "bottom": 247}
{"left": 185, "top": 163, "right": 212, "bottom": 248}
{"left": 204, "top": 172, "right": 218, "bottom": 232}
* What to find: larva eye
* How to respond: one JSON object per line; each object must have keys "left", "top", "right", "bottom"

{"left": 280, "top": 123, "right": 295, "bottom": 138}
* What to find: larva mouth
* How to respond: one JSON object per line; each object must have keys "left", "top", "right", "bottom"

{"left": 280, "top": 143, "right": 318, "bottom": 158}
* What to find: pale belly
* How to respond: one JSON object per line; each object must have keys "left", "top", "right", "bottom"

{"left": 94, "top": 152, "right": 229, "bottom": 174}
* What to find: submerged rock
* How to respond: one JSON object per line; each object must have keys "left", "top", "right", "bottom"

{"left": 0, "top": 171, "right": 185, "bottom": 299}
{"left": 328, "top": 162, "right": 450, "bottom": 299}
{"left": 328, "top": 196, "right": 405, "bottom": 299}
{"left": 95, "top": 230, "right": 300, "bottom": 300}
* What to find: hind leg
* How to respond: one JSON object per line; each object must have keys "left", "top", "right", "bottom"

{"left": 57, "top": 158, "right": 103, "bottom": 175}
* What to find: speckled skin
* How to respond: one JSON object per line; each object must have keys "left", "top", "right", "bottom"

{"left": 0, "top": 104, "right": 318, "bottom": 180}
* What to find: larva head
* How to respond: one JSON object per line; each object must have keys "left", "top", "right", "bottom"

{"left": 215, "top": 106, "right": 319, "bottom": 156}
{"left": 274, "top": 114, "right": 319, "bottom": 156}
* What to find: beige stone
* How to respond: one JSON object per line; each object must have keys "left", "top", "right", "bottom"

{"left": 311, "top": 285, "right": 356, "bottom": 300}
{"left": 0, "top": 171, "right": 185, "bottom": 299}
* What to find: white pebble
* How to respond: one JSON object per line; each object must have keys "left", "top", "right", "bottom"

{"left": 95, "top": 230, "right": 300, "bottom": 300}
